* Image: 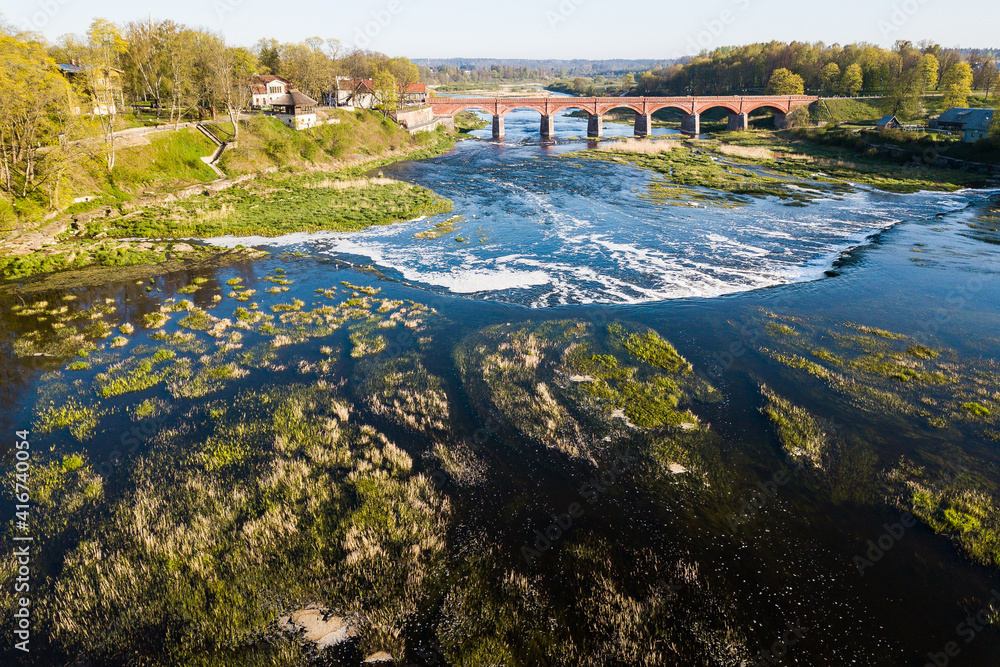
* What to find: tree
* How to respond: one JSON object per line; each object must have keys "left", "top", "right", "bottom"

{"left": 882, "top": 66, "right": 923, "bottom": 119}
{"left": 820, "top": 63, "right": 841, "bottom": 94}
{"left": 211, "top": 42, "right": 256, "bottom": 140}
{"left": 372, "top": 67, "right": 397, "bottom": 118}
{"left": 984, "top": 62, "right": 1000, "bottom": 101}
{"left": 920, "top": 53, "right": 939, "bottom": 90}
{"left": 123, "top": 19, "right": 168, "bottom": 115}
{"left": 0, "top": 34, "right": 76, "bottom": 199}
{"left": 841, "top": 63, "right": 864, "bottom": 96}
{"left": 255, "top": 38, "right": 281, "bottom": 75}
{"left": 387, "top": 56, "right": 419, "bottom": 108}
{"left": 766, "top": 68, "right": 804, "bottom": 95}
{"left": 84, "top": 18, "right": 126, "bottom": 171}
{"left": 161, "top": 23, "right": 197, "bottom": 126}
{"left": 974, "top": 60, "right": 998, "bottom": 100}
{"left": 277, "top": 38, "right": 341, "bottom": 100}
{"left": 940, "top": 62, "right": 973, "bottom": 108}
{"left": 785, "top": 105, "right": 811, "bottom": 128}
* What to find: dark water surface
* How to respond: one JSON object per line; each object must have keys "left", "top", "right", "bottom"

{"left": 3, "top": 108, "right": 1000, "bottom": 665}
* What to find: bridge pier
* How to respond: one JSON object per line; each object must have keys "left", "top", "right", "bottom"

{"left": 540, "top": 114, "right": 555, "bottom": 141}
{"left": 727, "top": 112, "right": 749, "bottom": 131}
{"left": 635, "top": 113, "right": 652, "bottom": 136}
{"left": 588, "top": 113, "right": 603, "bottom": 138}
{"left": 492, "top": 115, "right": 505, "bottom": 141}
{"left": 681, "top": 112, "right": 700, "bottom": 136}
{"left": 773, "top": 112, "right": 788, "bottom": 129}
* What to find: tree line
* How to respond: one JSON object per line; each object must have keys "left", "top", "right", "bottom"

{"left": 0, "top": 13, "right": 420, "bottom": 220}
{"left": 634, "top": 41, "right": 998, "bottom": 114}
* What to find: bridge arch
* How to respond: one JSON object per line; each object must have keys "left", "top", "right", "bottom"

{"left": 498, "top": 105, "right": 546, "bottom": 117}
{"left": 691, "top": 102, "right": 742, "bottom": 116}
{"left": 457, "top": 106, "right": 495, "bottom": 116}
{"left": 744, "top": 101, "right": 790, "bottom": 115}
{"left": 744, "top": 103, "right": 795, "bottom": 130}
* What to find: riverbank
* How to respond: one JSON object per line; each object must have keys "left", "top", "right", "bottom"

{"left": 0, "top": 111, "right": 459, "bottom": 283}
{"left": 583, "top": 131, "right": 995, "bottom": 208}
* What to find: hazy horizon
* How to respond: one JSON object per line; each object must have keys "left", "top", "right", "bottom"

{"left": 5, "top": 0, "right": 997, "bottom": 60}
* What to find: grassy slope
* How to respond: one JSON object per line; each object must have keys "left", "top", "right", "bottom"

{"left": 809, "top": 99, "right": 884, "bottom": 124}
{"left": 1, "top": 129, "right": 218, "bottom": 229}
{"left": 1, "top": 111, "right": 458, "bottom": 281}
{"left": 215, "top": 109, "right": 441, "bottom": 177}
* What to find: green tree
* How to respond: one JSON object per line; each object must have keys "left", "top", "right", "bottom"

{"left": 0, "top": 34, "right": 76, "bottom": 198}
{"left": 882, "top": 67, "right": 923, "bottom": 119}
{"left": 920, "top": 53, "right": 940, "bottom": 90}
{"left": 123, "top": 19, "right": 170, "bottom": 115}
{"left": 941, "top": 62, "right": 973, "bottom": 108}
{"left": 766, "top": 68, "right": 804, "bottom": 95}
{"left": 372, "top": 67, "right": 398, "bottom": 118}
{"left": 255, "top": 38, "right": 281, "bottom": 75}
{"left": 820, "top": 63, "right": 841, "bottom": 94}
{"left": 840, "top": 63, "right": 864, "bottom": 96}
{"left": 387, "top": 56, "right": 420, "bottom": 108}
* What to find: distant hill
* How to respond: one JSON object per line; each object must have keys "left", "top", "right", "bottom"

{"left": 412, "top": 58, "right": 679, "bottom": 76}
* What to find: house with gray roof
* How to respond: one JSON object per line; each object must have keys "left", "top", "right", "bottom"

{"left": 875, "top": 115, "right": 901, "bottom": 130}
{"left": 931, "top": 107, "right": 995, "bottom": 143}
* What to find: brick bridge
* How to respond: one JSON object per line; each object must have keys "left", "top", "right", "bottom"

{"left": 428, "top": 95, "right": 817, "bottom": 139}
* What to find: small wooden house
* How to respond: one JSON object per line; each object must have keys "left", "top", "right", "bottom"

{"left": 875, "top": 115, "right": 901, "bottom": 131}
{"left": 270, "top": 90, "right": 319, "bottom": 130}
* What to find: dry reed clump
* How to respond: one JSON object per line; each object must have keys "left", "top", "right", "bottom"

{"left": 598, "top": 139, "right": 675, "bottom": 155}
{"left": 303, "top": 177, "right": 403, "bottom": 190}
{"left": 197, "top": 203, "right": 234, "bottom": 222}
{"left": 455, "top": 321, "right": 592, "bottom": 461}
{"left": 716, "top": 144, "right": 774, "bottom": 160}
{"left": 354, "top": 354, "right": 452, "bottom": 436}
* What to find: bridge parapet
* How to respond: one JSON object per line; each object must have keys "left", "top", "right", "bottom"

{"left": 425, "top": 95, "right": 818, "bottom": 139}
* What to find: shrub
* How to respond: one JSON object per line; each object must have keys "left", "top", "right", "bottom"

{"left": 0, "top": 199, "right": 16, "bottom": 233}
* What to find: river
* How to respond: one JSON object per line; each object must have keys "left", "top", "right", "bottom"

{"left": 2, "top": 106, "right": 999, "bottom": 665}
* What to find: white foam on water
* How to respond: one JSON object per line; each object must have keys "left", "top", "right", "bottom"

{"left": 201, "top": 150, "right": 993, "bottom": 307}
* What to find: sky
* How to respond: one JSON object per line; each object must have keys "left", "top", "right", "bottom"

{"left": 4, "top": 0, "right": 997, "bottom": 60}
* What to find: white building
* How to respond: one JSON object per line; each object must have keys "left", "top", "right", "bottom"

{"left": 251, "top": 75, "right": 293, "bottom": 109}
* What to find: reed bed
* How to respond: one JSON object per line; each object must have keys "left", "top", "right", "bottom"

{"left": 597, "top": 139, "right": 676, "bottom": 155}
{"left": 303, "top": 177, "right": 403, "bottom": 190}
{"left": 716, "top": 144, "right": 774, "bottom": 160}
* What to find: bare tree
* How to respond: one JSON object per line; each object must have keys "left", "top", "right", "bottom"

{"left": 124, "top": 19, "right": 167, "bottom": 116}
{"left": 211, "top": 41, "right": 256, "bottom": 140}
{"left": 85, "top": 18, "right": 126, "bottom": 171}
